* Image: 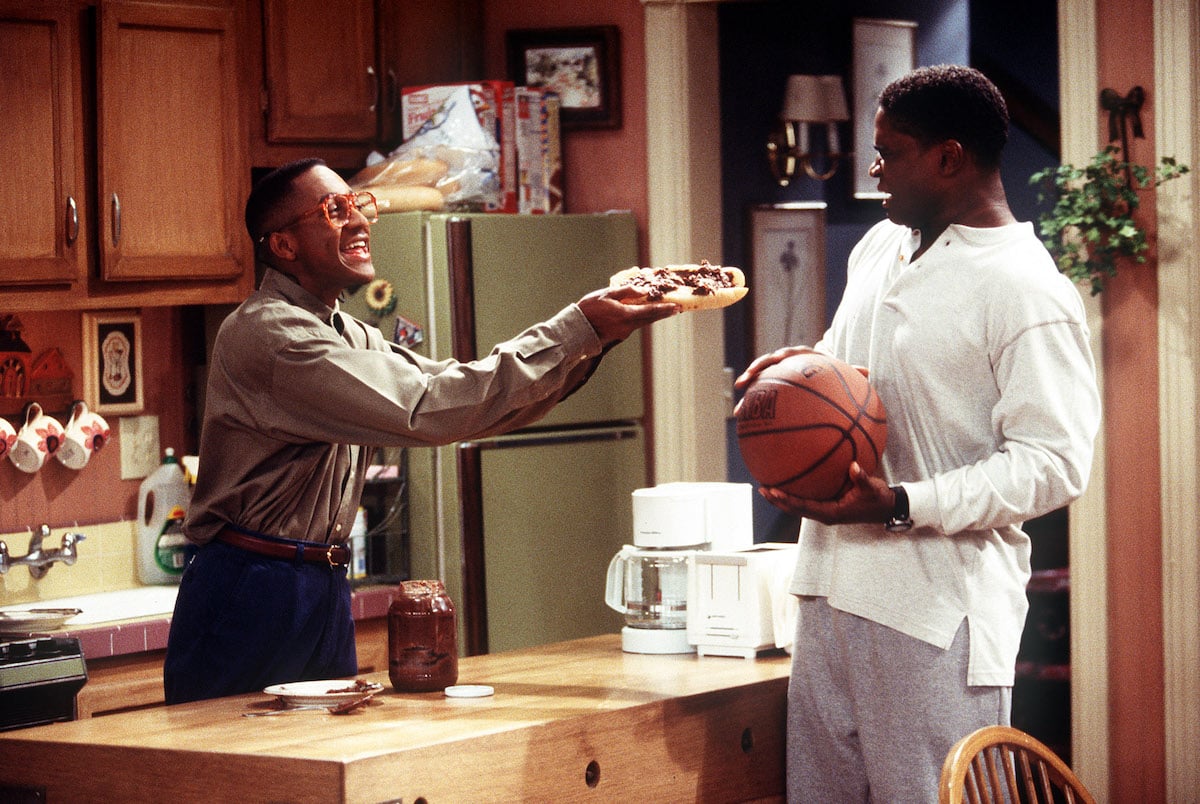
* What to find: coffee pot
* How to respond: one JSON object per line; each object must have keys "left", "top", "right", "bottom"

{"left": 605, "top": 483, "right": 755, "bottom": 654}
{"left": 605, "top": 541, "right": 696, "bottom": 654}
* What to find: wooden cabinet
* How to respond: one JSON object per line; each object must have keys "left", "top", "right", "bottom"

{"left": 96, "top": 1, "right": 246, "bottom": 285}
{"left": 382, "top": 0, "right": 483, "bottom": 113}
{"left": 249, "top": 0, "right": 482, "bottom": 170}
{"left": 260, "top": 0, "right": 379, "bottom": 146}
{"left": 75, "top": 650, "right": 168, "bottom": 719}
{"left": 0, "top": 0, "right": 252, "bottom": 311}
{"left": 0, "top": 4, "right": 87, "bottom": 289}
{"left": 353, "top": 616, "right": 389, "bottom": 675}
{"left": 1, "top": 0, "right": 484, "bottom": 311}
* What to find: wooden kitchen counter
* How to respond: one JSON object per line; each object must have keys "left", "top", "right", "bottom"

{"left": 0, "top": 635, "right": 790, "bottom": 803}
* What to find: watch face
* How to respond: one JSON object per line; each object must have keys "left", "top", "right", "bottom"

{"left": 885, "top": 518, "right": 913, "bottom": 533}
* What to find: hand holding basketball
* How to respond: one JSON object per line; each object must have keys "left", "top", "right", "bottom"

{"left": 759, "top": 460, "right": 895, "bottom": 525}
{"left": 736, "top": 351, "right": 887, "bottom": 502}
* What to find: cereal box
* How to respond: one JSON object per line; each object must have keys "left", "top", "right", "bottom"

{"left": 514, "top": 87, "right": 563, "bottom": 214}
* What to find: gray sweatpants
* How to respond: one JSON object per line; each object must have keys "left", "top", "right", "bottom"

{"left": 786, "top": 596, "right": 1011, "bottom": 803}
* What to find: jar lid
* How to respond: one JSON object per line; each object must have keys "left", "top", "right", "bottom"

{"left": 444, "top": 684, "right": 493, "bottom": 698}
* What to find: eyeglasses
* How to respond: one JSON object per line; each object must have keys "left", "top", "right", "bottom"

{"left": 259, "top": 191, "right": 378, "bottom": 243}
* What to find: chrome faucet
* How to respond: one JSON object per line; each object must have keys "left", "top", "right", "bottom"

{"left": 0, "top": 525, "right": 86, "bottom": 579}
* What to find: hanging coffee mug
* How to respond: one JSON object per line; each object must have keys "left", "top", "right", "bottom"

{"left": 0, "top": 417, "right": 16, "bottom": 463}
{"left": 57, "top": 400, "right": 111, "bottom": 470}
{"left": 10, "top": 402, "right": 65, "bottom": 473}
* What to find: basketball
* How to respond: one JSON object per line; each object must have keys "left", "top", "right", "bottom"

{"left": 736, "top": 352, "right": 888, "bottom": 500}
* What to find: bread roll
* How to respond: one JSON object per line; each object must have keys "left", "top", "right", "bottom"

{"left": 610, "top": 263, "right": 748, "bottom": 311}
{"left": 371, "top": 184, "right": 446, "bottom": 213}
{"left": 349, "top": 157, "right": 450, "bottom": 189}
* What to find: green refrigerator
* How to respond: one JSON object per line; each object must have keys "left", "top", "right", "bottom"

{"left": 342, "top": 211, "right": 647, "bottom": 655}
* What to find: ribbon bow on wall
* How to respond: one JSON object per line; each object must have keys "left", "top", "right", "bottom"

{"left": 1100, "top": 86, "right": 1145, "bottom": 184}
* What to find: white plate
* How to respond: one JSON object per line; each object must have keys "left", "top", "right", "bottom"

{"left": 263, "top": 679, "right": 383, "bottom": 707}
{"left": 0, "top": 608, "right": 82, "bottom": 634}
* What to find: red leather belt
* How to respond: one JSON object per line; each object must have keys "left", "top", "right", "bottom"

{"left": 214, "top": 528, "right": 350, "bottom": 568}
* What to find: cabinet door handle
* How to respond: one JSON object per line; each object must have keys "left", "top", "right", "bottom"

{"left": 111, "top": 192, "right": 121, "bottom": 246}
{"left": 66, "top": 195, "right": 79, "bottom": 246}
{"left": 368, "top": 65, "right": 379, "bottom": 113}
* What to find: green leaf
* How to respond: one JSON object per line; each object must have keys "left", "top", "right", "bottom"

{"left": 1031, "top": 147, "right": 1189, "bottom": 293}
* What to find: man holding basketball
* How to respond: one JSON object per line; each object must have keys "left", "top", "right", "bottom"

{"left": 737, "top": 65, "right": 1100, "bottom": 802}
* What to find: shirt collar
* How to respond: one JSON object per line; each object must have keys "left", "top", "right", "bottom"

{"left": 259, "top": 268, "right": 343, "bottom": 329}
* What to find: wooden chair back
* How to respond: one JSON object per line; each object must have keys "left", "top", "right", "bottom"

{"left": 938, "top": 725, "right": 1096, "bottom": 804}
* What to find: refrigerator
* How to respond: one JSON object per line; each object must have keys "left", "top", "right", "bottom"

{"left": 341, "top": 211, "right": 647, "bottom": 655}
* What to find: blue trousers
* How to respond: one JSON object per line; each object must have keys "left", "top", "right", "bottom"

{"left": 163, "top": 540, "right": 358, "bottom": 705}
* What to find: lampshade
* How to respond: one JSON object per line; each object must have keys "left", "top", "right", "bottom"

{"left": 780, "top": 75, "right": 849, "bottom": 123}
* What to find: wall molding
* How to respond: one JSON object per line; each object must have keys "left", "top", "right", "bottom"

{"left": 642, "top": 0, "right": 729, "bottom": 483}
{"left": 1058, "top": 0, "right": 1109, "bottom": 796}
{"left": 1154, "top": 0, "right": 1200, "bottom": 799}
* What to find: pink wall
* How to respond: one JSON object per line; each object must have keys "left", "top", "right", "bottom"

{"left": 1097, "top": 0, "right": 1165, "bottom": 796}
{"left": 0, "top": 309, "right": 192, "bottom": 533}
{"left": 482, "top": 0, "right": 650, "bottom": 264}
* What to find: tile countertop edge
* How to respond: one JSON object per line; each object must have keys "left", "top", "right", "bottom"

{"left": 37, "top": 585, "right": 397, "bottom": 662}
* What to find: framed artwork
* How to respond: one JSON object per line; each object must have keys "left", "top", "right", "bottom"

{"left": 852, "top": 18, "right": 918, "bottom": 199}
{"left": 82, "top": 311, "right": 144, "bottom": 415}
{"left": 506, "top": 25, "right": 621, "bottom": 129}
{"left": 747, "top": 203, "right": 828, "bottom": 361}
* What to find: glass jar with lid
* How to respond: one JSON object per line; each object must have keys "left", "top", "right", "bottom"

{"left": 387, "top": 580, "right": 458, "bottom": 692}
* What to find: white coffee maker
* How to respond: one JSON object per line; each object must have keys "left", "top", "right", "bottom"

{"left": 605, "top": 483, "right": 752, "bottom": 654}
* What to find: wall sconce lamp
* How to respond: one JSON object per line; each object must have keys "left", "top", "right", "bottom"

{"left": 766, "top": 75, "right": 850, "bottom": 185}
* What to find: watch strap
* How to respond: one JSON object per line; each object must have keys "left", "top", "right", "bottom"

{"left": 885, "top": 485, "right": 913, "bottom": 532}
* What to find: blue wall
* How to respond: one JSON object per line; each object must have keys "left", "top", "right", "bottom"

{"left": 717, "top": 0, "right": 1060, "bottom": 541}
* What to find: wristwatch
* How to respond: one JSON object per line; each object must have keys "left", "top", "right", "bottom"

{"left": 885, "top": 485, "right": 914, "bottom": 532}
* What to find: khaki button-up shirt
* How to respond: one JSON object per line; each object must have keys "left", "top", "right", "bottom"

{"left": 186, "top": 268, "right": 605, "bottom": 546}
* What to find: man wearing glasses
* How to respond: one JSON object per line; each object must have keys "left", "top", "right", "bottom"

{"left": 163, "top": 158, "right": 679, "bottom": 704}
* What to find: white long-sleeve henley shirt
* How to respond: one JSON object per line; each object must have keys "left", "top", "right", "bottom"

{"left": 791, "top": 219, "right": 1101, "bottom": 686}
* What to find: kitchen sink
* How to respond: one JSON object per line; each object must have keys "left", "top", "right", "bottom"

{"left": 0, "top": 585, "right": 179, "bottom": 626}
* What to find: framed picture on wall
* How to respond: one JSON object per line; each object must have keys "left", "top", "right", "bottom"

{"left": 852, "top": 18, "right": 918, "bottom": 200}
{"left": 506, "top": 26, "right": 621, "bottom": 129}
{"left": 82, "top": 311, "right": 144, "bottom": 415}
{"left": 747, "top": 203, "right": 827, "bottom": 361}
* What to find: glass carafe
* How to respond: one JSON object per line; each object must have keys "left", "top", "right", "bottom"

{"left": 605, "top": 544, "right": 696, "bottom": 653}
{"left": 618, "top": 547, "right": 690, "bottom": 629}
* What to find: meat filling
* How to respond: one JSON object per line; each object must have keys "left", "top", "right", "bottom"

{"left": 622, "top": 260, "right": 733, "bottom": 300}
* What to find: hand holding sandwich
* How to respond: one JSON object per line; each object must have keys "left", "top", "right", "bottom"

{"left": 577, "top": 286, "right": 680, "bottom": 345}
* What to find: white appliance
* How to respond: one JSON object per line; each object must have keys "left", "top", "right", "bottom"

{"left": 687, "top": 543, "right": 798, "bottom": 659}
{"left": 605, "top": 483, "right": 753, "bottom": 654}
{"left": 648, "top": 482, "right": 753, "bottom": 551}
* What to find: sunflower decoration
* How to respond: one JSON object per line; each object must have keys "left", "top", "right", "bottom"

{"left": 364, "top": 278, "right": 397, "bottom": 319}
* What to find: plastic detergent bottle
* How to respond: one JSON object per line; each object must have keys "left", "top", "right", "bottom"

{"left": 137, "top": 448, "right": 191, "bottom": 584}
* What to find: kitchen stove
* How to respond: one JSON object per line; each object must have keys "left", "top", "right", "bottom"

{"left": 0, "top": 636, "right": 88, "bottom": 731}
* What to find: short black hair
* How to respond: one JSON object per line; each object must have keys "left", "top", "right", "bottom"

{"left": 244, "top": 157, "right": 327, "bottom": 243}
{"left": 878, "top": 65, "right": 1009, "bottom": 169}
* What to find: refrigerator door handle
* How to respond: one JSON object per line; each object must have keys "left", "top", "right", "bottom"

{"left": 445, "top": 216, "right": 478, "bottom": 361}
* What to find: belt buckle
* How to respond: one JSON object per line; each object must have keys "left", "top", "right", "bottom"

{"left": 326, "top": 543, "right": 346, "bottom": 568}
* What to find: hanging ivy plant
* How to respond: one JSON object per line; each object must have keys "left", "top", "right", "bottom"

{"left": 1029, "top": 145, "right": 1189, "bottom": 295}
